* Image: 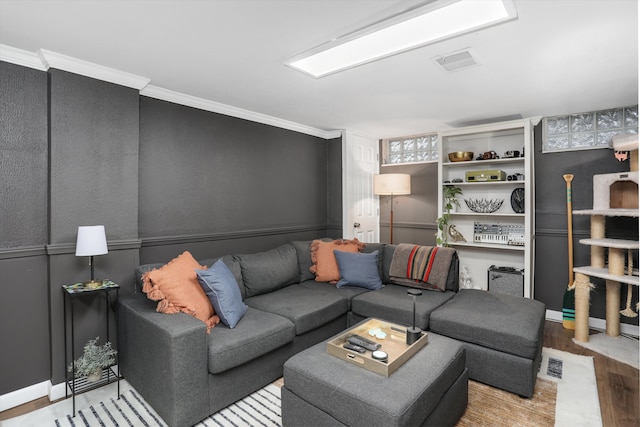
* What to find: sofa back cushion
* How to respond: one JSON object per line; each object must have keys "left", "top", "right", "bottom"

{"left": 291, "top": 239, "right": 332, "bottom": 282}
{"left": 235, "top": 244, "right": 299, "bottom": 298}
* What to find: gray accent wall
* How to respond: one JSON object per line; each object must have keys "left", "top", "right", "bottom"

{"left": 0, "top": 62, "right": 49, "bottom": 395}
{"left": 0, "top": 61, "right": 341, "bottom": 396}
{"left": 533, "top": 124, "right": 638, "bottom": 325}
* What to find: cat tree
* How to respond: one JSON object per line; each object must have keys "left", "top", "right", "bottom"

{"left": 572, "top": 134, "right": 639, "bottom": 342}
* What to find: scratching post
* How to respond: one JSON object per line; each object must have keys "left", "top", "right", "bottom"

{"left": 621, "top": 250, "right": 638, "bottom": 318}
{"left": 605, "top": 248, "right": 625, "bottom": 336}
{"left": 574, "top": 273, "right": 592, "bottom": 342}
{"left": 590, "top": 216, "right": 605, "bottom": 268}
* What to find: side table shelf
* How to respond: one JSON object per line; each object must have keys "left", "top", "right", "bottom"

{"left": 63, "top": 280, "right": 120, "bottom": 417}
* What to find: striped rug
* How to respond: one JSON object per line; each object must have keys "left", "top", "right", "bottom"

{"left": 54, "top": 384, "right": 281, "bottom": 427}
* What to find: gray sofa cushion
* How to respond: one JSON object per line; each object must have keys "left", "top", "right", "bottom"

{"left": 362, "top": 242, "right": 386, "bottom": 279}
{"left": 298, "top": 280, "right": 369, "bottom": 310}
{"left": 207, "top": 307, "right": 295, "bottom": 374}
{"left": 235, "top": 244, "right": 299, "bottom": 298}
{"left": 245, "top": 285, "right": 348, "bottom": 335}
{"left": 429, "top": 289, "right": 546, "bottom": 360}
{"left": 350, "top": 284, "right": 456, "bottom": 330}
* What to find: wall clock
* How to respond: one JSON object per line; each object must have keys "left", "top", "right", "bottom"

{"left": 511, "top": 188, "right": 525, "bottom": 213}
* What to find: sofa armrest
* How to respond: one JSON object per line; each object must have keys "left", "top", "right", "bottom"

{"left": 118, "top": 294, "right": 209, "bottom": 427}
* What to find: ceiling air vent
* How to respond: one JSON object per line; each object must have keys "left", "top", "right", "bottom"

{"left": 432, "top": 48, "right": 480, "bottom": 73}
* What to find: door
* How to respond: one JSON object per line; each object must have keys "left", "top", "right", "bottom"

{"left": 342, "top": 129, "right": 379, "bottom": 242}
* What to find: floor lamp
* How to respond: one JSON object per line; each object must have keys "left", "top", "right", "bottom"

{"left": 373, "top": 173, "right": 411, "bottom": 244}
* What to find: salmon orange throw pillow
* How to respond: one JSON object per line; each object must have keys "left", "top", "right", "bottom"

{"left": 142, "top": 251, "right": 220, "bottom": 333}
{"left": 309, "top": 239, "right": 365, "bottom": 283}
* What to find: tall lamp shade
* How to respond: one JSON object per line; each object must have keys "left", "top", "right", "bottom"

{"left": 76, "top": 225, "right": 108, "bottom": 288}
{"left": 373, "top": 174, "right": 411, "bottom": 244}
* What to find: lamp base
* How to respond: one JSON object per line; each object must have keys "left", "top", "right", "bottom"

{"left": 406, "top": 327, "right": 422, "bottom": 345}
{"left": 83, "top": 280, "right": 103, "bottom": 289}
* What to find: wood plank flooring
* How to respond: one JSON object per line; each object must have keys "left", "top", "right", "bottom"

{"left": 1, "top": 320, "right": 638, "bottom": 425}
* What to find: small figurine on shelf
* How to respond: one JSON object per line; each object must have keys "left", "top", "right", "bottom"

{"left": 68, "top": 337, "right": 117, "bottom": 382}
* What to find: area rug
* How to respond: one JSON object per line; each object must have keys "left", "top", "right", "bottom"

{"left": 52, "top": 384, "right": 281, "bottom": 427}
{"left": 573, "top": 332, "right": 639, "bottom": 370}
{"left": 4, "top": 348, "right": 600, "bottom": 427}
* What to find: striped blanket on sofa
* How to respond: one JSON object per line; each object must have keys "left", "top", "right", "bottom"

{"left": 389, "top": 244, "right": 456, "bottom": 291}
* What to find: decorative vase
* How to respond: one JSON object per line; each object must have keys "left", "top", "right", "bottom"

{"left": 87, "top": 368, "right": 102, "bottom": 383}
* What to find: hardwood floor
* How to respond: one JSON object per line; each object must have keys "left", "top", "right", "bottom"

{"left": 1, "top": 320, "right": 638, "bottom": 425}
{"left": 543, "top": 321, "right": 639, "bottom": 427}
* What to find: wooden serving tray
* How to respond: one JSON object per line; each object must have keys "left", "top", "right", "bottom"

{"left": 326, "top": 318, "right": 428, "bottom": 377}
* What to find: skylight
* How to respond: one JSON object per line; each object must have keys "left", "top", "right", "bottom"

{"left": 287, "top": 0, "right": 517, "bottom": 78}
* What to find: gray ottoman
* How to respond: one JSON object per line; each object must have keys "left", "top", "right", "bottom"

{"left": 429, "top": 289, "right": 546, "bottom": 397}
{"left": 282, "top": 333, "right": 468, "bottom": 427}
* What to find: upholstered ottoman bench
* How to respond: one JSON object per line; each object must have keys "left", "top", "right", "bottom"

{"left": 429, "top": 289, "right": 546, "bottom": 397}
{"left": 281, "top": 333, "right": 468, "bottom": 427}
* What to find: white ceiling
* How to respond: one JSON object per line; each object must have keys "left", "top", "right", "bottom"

{"left": 0, "top": 0, "right": 638, "bottom": 139}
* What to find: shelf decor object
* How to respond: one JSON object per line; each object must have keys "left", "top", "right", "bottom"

{"left": 438, "top": 118, "right": 537, "bottom": 297}
{"left": 374, "top": 174, "right": 411, "bottom": 244}
{"left": 464, "top": 198, "right": 504, "bottom": 213}
{"left": 75, "top": 225, "right": 108, "bottom": 289}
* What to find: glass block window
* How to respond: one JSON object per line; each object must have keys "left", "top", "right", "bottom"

{"left": 383, "top": 133, "right": 438, "bottom": 164}
{"left": 543, "top": 106, "right": 638, "bottom": 152}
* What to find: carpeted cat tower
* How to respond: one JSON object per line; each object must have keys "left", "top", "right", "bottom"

{"left": 571, "top": 134, "right": 638, "bottom": 342}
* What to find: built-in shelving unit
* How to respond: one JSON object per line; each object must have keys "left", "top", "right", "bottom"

{"left": 438, "top": 119, "right": 537, "bottom": 298}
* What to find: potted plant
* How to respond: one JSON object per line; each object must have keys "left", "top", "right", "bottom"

{"left": 436, "top": 185, "right": 463, "bottom": 246}
{"left": 68, "top": 336, "right": 117, "bottom": 382}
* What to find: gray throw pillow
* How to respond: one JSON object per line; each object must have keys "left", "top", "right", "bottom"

{"left": 196, "top": 259, "right": 248, "bottom": 328}
{"left": 334, "top": 250, "right": 384, "bottom": 290}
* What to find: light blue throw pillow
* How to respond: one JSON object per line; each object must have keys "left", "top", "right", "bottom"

{"left": 196, "top": 259, "right": 248, "bottom": 328}
{"left": 334, "top": 250, "right": 384, "bottom": 290}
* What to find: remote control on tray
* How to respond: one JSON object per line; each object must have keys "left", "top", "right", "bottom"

{"left": 343, "top": 343, "right": 366, "bottom": 353}
{"left": 348, "top": 334, "right": 381, "bottom": 351}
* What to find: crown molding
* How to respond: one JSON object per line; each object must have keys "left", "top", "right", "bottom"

{"left": 141, "top": 85, "right": 340, "bottom": 139}
{"left": 38, "top": 49, "right": 151, "bottom": 90}
{"left": 1, "top": 44, "right": 341, "bottom": 139}
{"left": 0, "top": 44, "right": 47, "bottom": 70}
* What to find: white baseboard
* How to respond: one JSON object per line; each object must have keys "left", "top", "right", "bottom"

{"left": 0, "top": 380, "right": 50, "bottom": 412}
{"left": 49, "top": 382, "right": 66, "bottom": 402}
{"left": 546, "top": 309, "right": 639, "bottom": 337}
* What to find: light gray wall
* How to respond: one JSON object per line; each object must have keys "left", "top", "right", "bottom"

{"left": 378, "top": 162, "right": 439, "bottom": 246}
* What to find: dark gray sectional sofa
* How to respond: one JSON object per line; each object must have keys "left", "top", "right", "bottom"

{"left": 118, "top": 241, "right": 546, "bottom": 427}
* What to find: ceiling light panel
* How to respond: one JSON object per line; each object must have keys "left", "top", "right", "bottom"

{"left": 287, "top": 0, "right": 517, "bottom": 78}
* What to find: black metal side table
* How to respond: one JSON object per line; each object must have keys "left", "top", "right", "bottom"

{"left": 62, "top": 280, "right": 120, "bottom": 417}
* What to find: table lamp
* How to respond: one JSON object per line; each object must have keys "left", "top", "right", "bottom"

{"left": 373, "top": 173, "right": 411, "bottom": 244}
{"left": 75, "top": 225, "right": 108, "bottom": 288}
{"left": 406, "top": 288, "right": 423, "bottom": 345}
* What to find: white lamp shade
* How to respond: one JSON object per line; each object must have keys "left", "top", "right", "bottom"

{"left": 373, "top": 174, "right": 411, "bottom": 195}
{"left": 75, "top": 225, "right": 108, "bottom": 256}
